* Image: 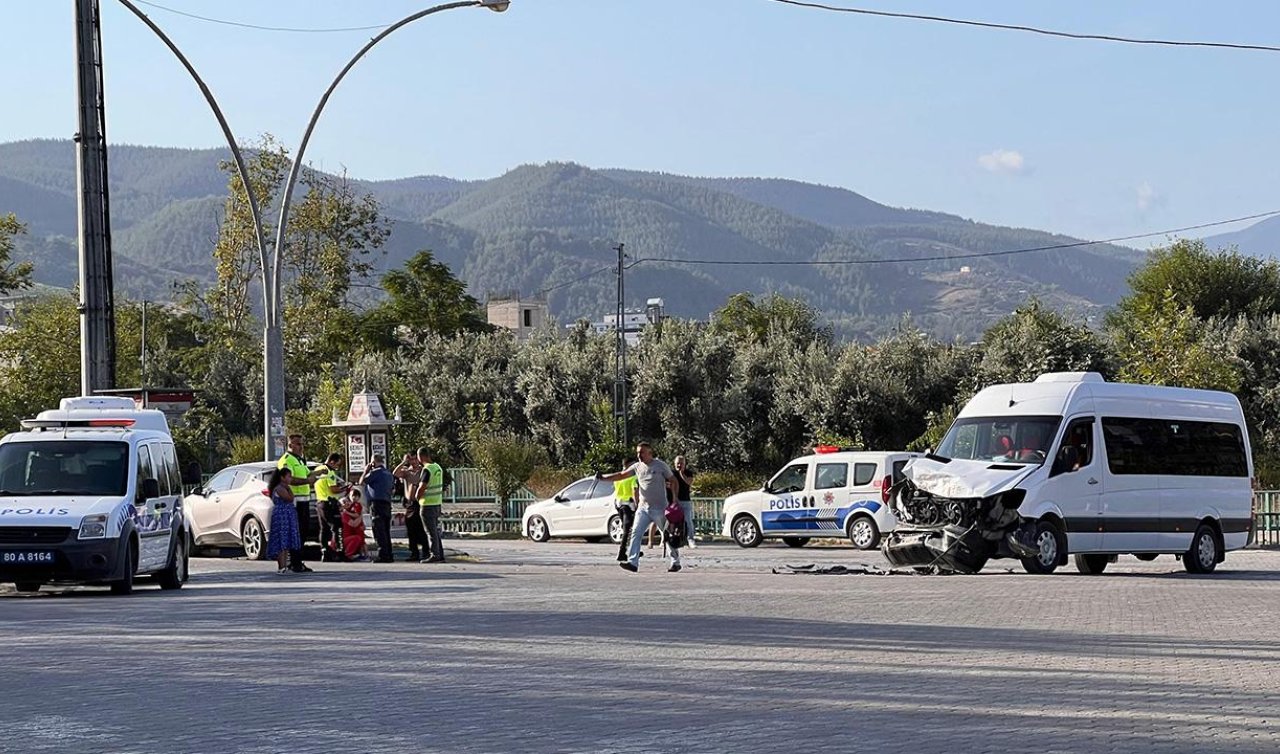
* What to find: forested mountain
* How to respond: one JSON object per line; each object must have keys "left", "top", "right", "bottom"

{"left": 1, "top": 138, "right": 1152, "bottom": 338}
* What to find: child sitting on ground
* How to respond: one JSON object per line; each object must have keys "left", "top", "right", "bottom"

{"left": 341, "top": 488, "right": 370, "bottom": 562}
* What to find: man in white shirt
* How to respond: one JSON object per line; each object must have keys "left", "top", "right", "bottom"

{"left": 598, "top": 442, "right": 679, "bottom": 572}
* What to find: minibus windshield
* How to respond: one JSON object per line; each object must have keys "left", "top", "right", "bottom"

{"left": 936, "top": 416, "right": 1062, "bottom": 465}
{"left": 0, "top": 441, "right": 130, "bottom": 496}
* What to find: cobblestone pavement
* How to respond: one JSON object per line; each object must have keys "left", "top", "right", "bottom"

{"left": 3, "top": 539, "right": 1280, "bottom": 753}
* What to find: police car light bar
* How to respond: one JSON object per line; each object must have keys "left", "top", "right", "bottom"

{"left": 20, "top": 418, "right": 136, "bottom": 429}
{"left": 815, "top": 445, "right": 841, "bottom": 454}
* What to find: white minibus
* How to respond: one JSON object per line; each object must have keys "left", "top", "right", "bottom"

{"left": 883, "top": 372, "right": 1253, "bottom": 574}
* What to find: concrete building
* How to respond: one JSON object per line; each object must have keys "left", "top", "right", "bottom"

{"left": 487, "top": 296, "right": 549, "bottom": 340}
{"left": 591, "top": 298, "right": 665, "bottom": 346}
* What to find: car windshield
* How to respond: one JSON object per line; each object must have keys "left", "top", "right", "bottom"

{"left": 936, "top": 416, "right": 1062, "bottom": 465}
{"left": 0, "top": 440, "right": 130, "bottom": 496}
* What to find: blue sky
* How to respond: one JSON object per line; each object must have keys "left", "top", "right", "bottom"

{"left": 4, "top": 0, "right": 1278, "bottom": 242}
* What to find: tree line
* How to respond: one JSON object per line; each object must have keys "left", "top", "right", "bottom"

{"left": 2, "top": 142, "right": 1280, "bottom": 494}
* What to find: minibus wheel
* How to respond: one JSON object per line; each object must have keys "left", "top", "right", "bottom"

{"left": 1074, "top": 554, "right": 1109, "bottom": 575}
{"left": 110, "top": 540, "right": 137, "bottom": 595}
{"left": 1020, "top": 519, "right": 1065, "bottom": 575}
{"left": 1184, "top": 524, "right": 1219, "bottom": 574}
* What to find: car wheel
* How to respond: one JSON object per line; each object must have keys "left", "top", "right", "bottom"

{"left": 241, "top": 517, "right": 267, "bottom": 561}
{"left": 847, "top": 515, "right": 881, "bottom": 550}
{"left": 1184, "top": 524, "right": 1219, "bottom": 574}
{"left": 782, "top": 537, "right": 811, "bottom": 548}
{"left": 157, "top": 535, "right": 187, "bottom": 590}
{"left": 1074, "top": 554, "right": 1109, "bottom": 575}
{"left": 110, "top": 540, "right": 137, "bottom": 595}
{"left": 1134, "top": 553, "right": 1158, "bottom": 562}
{"left": 731, "top": 515, "right": 762, "bottom": 548}
{"left": 527, "top": 516, "right": 551, "bottom": 543}
{"left": 607, "top": 514, "right": 625, "bottom": 545}
{"left": 14, "top": 582, "right": 40, "bottom": 593}
{"left": 1020, "top": 519, "right": 1065, "bottom": 575}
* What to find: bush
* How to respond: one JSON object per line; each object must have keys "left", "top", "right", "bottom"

{"left": 230, "top": 435, "right": 265, "bottom": 466}
{"left": 525, "top": 466, "right": 579, "bottom": 499}
{"left": 692, "top": 469, "right": 761, "bottom": 498}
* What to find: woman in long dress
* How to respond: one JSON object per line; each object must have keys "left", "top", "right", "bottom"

{"left": 267, "top": 468, "right": 301, "bottom": 574}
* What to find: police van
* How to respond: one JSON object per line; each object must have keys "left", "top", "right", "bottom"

{"left": 721, "top": 448, "right": 920, "bottom": 549}
{"left": 0, "top": 397, "right": 190, "bottom": 594}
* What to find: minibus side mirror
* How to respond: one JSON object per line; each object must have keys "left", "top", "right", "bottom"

{"left": 1052, "top": 446, "right": 1079, "bottom": 476}
{"left": 141, "top": 478, "right": 161, "bottom": 500}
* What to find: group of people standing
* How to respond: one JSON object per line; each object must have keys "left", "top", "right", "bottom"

{"left": 262, "top": 435, "right": 449, "bottom": 574}
{"left": 598, "top": 443, "right": 695, "bottom": 573}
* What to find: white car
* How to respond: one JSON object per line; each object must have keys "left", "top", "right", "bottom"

{"left": 721, "top": 449, "right": 919, "bottom": 549}
{"left": 523, "top": 476, "right": 628, "bottom": 544}
{"left": 186, "top": 462, "right": 320, "bottom": 559}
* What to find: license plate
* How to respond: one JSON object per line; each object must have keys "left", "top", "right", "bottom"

{"left": 1, "top": 551, "right": 55, "bottom": 565}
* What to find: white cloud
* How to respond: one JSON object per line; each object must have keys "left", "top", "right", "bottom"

{"left": 977, "top": 149, "right": 1027, "bottom": 175}
{"left": 1136, "top": 181, "right": 1165, "bottom": 212}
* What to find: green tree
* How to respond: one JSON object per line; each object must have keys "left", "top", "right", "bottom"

{"left": 0, "top": 214, "right": 34, "bottom": 295}
{"left": 1112, "top": 239, "right": 1280, "bottom": 322}
{"left": 1111, "top": 288, "right": 1240, "bottom": 391}
{"left": 359, "top": 249, "right": 490, "bottom": 352}
{"left": 711, "top": 292, "right": 829, "bottom": 345}
{"left": 464, "top": 403, "right": 544, "bottom": 510}
{"left": 979, "top": 299, "right": 1110, "bottom": 385}
{"left": 0, "top": 294, "right": 79, "bottom": 430}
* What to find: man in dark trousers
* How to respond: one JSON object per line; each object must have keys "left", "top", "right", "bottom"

{"left": 361, "top": 453, "right": 396, "bottom": 563}
{"left": 612, "top": 457, "right": 637, "bottom": 562}
{"left": 393, "top": 452, "right": 428, "bottom": 561}
{"left": 314, "top": 452, "right": 348, "bottom": 562}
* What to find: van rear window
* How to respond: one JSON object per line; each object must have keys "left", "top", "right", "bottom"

{"left": 0, "top": 441, "right": 130, "bottom": 496}
{"left": 1101, "top": 418, "right": 1248, "bottom": 477}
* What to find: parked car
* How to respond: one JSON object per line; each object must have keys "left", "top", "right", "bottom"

{"left": 522, "top": 477, "right": 628, "bottom": 544}
{"left": 721, "top": 449, "right": 919, "bottom": 549}
{"left": 186, "top": 462, "right": 320, "bottom": 559}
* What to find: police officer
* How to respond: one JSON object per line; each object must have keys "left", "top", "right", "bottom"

{"left": 314, "top": 452, "right": 348, "bottom": 563}
{"left": 418, "top": 448, "right": 447, "bottom": 564}
{"left": 278, "top": 434, "right": 323, "bottom": 572}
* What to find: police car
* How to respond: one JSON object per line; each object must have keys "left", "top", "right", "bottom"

{"left": 0, "top": 397, "right": 191, "bottom": 595}
{"left": 721, "top": 448, "right": 919, "bottom": 549}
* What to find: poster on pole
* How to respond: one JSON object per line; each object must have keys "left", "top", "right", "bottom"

{"left": 347, "top": 434, "right": 366, "bottom": 474}
{"left": 370, "top": 432, "right": 387, "bottom": 464}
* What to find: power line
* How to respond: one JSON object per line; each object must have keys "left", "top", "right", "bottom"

{"left": 767, "top": 0, "right": 1280, "bottom": 54}
{"left": 629, "top": 209, "right": 1280, "bottom": 268}
{"left": 129, "top": 0, "right": 390, "bottom": 33}
{"left": 537, "top": 265, "right": 614, "bottom": 295}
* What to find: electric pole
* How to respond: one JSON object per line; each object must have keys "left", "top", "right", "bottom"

{"left": 73, "top": 0, "right": 117, "bottom": 395}
{"left": 613, "top": 243, "right": 628, "bottom": 449}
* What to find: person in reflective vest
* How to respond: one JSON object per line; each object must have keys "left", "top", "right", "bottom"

{"left": 314, "top": 452, "right": 348, "bottom": 562}
{"left": 613, "top": 457, "right": 638, "bottom": 563}
{"left": 418, "top": 448, "right": 447, "bottom": 564}
{"left": 278, "top": 434, "right": 323, "bottom": 572}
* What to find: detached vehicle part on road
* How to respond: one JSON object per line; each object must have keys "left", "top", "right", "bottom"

{"left": 0, "top": 397, "right": 192, "bottom": 594}
{"left": 883, "top": 372, "right": 1254, "bottom": 575}
{"left": 722, "top": 449, "right": 918, "bottom": 549}
{"left": 523, "top": 477, "right": 628, "bottom": 545}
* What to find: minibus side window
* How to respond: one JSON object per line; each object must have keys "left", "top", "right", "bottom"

{"left": 852, "top": 463, "right": 877, "bottom": 487}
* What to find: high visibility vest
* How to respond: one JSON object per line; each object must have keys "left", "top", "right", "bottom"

{"left": 421, "top": 462, "right": 444, "bottom": 506}
{"left": 314, "top": 464, "right": 341, "bottom": 501}
{"left": 278, "top": 452, "right": 311, "bottom": 498}
{"left": 614, "top": 477, "right": 636, "bottom": 505}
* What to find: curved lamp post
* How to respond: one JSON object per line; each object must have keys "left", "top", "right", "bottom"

{"left": 116, "top": 0, "right": 511, "bottom": 460}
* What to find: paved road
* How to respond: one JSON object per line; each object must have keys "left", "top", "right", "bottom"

{"left": 2, "top": 539, "right": 1280, "bottom": 753}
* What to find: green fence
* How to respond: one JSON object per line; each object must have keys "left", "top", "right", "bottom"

{"left": 1253, "top": 491, "right": 1280, "bottom": 548}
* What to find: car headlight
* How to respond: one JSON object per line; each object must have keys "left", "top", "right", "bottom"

{"left": 78, "top": 513, "right": 109, "bottom": 540}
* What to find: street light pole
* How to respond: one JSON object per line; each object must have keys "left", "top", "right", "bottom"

{"left": 115, "top": 0, "right": 511, "bottom": 461}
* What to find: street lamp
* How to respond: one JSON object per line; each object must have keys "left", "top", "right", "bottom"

{"left": 115, "top": 0, "right": 512, "bottom": 461}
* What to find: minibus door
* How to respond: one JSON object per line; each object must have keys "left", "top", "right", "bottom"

{"left": 1047, "top": 417, "right": 1102, "bottom": 552}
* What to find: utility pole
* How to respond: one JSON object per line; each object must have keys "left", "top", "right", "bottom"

{"left": 140, "top": 299, "right": 148, "bottom": 385}
{"left": 613, "top": 243, "right": 628, "bottom": 449}
{"left": 73, "top": 0, "right": 116, "bottom": 395}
